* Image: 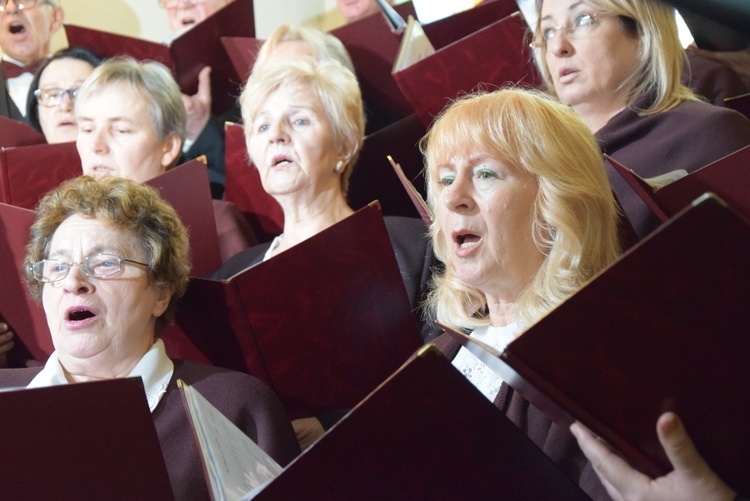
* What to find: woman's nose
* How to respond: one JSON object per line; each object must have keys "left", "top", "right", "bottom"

{"left": 61, "top": 264, "right": 93, "bottom": 294}
{"left": 442, "top": 175, "right": 475, "bottom": 213}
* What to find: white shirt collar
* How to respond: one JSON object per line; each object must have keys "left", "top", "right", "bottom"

{"left": 27, "top": 339, "right": 175, "bottom": 413}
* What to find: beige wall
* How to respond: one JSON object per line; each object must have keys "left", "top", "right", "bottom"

{"left": 53, "top": 0, "right": 334, "bottom": 51}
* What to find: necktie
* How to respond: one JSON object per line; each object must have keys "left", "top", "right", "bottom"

{"left": 1, "top": 59, "right": 42, "bottom": 79}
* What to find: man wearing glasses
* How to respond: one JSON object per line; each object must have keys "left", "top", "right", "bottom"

{"left": 0, "top": 0, "right": 63, "bottom": 121}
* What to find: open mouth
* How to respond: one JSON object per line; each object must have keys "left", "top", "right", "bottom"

{"left": 9, "top": 22, "right": 25, "bottom": 35}
{"left": 180, "top": 17, "right": 196, "bottom": 27}
{"left": 454, "top": 232, "right": 480, "bottom": 249}
{"left": 67, "top": 307, "right": 95, "bottom": 322}
{"left": 272, "top": 155, "right": 292, "bottom": 167}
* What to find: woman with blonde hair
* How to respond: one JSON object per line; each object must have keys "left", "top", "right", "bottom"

{"left": 533, "top": 0, "right": 750, "bottom": 238}
{"left": 425, "top": 86, "right": 735, "bottom": 499}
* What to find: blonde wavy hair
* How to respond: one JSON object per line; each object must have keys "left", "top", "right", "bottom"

{"left": 254, "top": 23, "right": 355, "bottom": 74}
{"left": 23, "top": 176, "right": 191, "bottom": 332}
{"left": 422, "top": 88, "right": 621, "bottom": 331}
{"left": 533, "top": 0, "right": 698, "bottom": 114}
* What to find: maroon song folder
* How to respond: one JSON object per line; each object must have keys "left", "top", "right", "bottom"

{"left": 393, "top": 12, "right": 540, "bottom": 127}
{"left": 221, "top": 36, "right": 264, "bottom": 84}
{"left": 1, "top": 378, "right": 174, "bottom": 499}
{"left": 347, "top": 113, "right": 427, "bottom": 218}
{"left": 609, "top": 146, "right": 750, "bottom": 222}
{"left": 331, "top": 2, "right": 418, "bottom": 118}
{"left": 0, "top": 141, "right": 82, "bottom": 209}
{"left": 64, "top": 0, "right": 254, "bottom": 116}
{"left": 421, "top": 0, "right": 520, "bottom": 49}
{"left": 0, "top": 116, "right": 46, "bottom": 147}
{"left": 449, "top": 194, "right": 750, "bottom": 493}
{"left": 145, "top": 159, "right": 222, "bottom": 278}
{"left": 253, "top": 345, "right": 589, "bottom": 499}
{"left": 0, "top": 202, "right": 51, "bottom": 360}
{"left": 175, "top": 203, "right": 423, "bottom": 418}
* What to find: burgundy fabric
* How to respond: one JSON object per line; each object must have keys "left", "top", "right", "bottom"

{"left": 684, "top": 52, "right": 748, "bottom": 106}
{"left": 598, "top": 93, "right": 750, "bottom": 238}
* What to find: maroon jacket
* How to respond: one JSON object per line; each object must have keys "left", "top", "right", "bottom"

{"left": 598, "top": 94, "right": 750, "bottom": 238}
{"left": 432, "top": 332, "right": 611, "bottom": 500}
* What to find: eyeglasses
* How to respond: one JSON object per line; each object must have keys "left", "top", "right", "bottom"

{"left": 34, "top": 87, "right": 79, "bottom": 108}
{"left": 30, "top": 254, "right": 150, "bottom": 283}
{"left": 0, "top": 0, "right": 53, "bottom": 13}
{"left": 158, "top": 0, "right": 207, "bottom": 8}
{"left": 531, "top": 12, "right": 611, "bottom": 49}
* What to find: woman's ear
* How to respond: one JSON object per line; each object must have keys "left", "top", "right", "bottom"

{"left": 160, "top": 134, "right": 183, "bottom": 169}
{"left": 152, "top": 284, "right": 175, "bottom": 319}
{"left": 337, "top": 138, "right": 358, "bottom": 170}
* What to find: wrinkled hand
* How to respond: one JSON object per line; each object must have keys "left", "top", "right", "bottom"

{"left": 688, "top": 44, "right": 750, "bottom": 89}
{"left": 571, "top": 412, "right": 735, "bottom": 501}
{"left": 0, "top": 322, "right": 15, "bottom": 367}
{"left": 182, "top": 66, "right": 213, "bottom": 143}
{"left": 291, "top": 417, "right": 325, "bottom": 451}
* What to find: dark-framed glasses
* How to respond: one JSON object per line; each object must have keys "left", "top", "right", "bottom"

{"left": 158, "top": 0, "right": 207, "bottom": 8}
{"left": 0, "top": 0, "right": 53, "bottom": 12}
{"left": 30, "top": 254, "right": 150, "bottom": 283}
{"left": 34, "top": 87, "right": 79, "bottom": 108}
{"left": 531, "top": 12, "right": 611, "bottom": 49}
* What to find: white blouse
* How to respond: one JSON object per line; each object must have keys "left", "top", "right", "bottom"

{"left": 27, "top": 339, "right": 174, "bottom": 413}
{"left": 452, "top": 323, "right": 520, "bottom": 401}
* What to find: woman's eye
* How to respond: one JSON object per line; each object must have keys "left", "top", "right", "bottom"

{"left": 257, "top": 123, "right": 269, "bottom": 133}
{"left": 475, "top": 169, "right": 498, "bottom": 180}
{"left": 293, "top": 118, "right": 309, "bottom": 126}
{"left": 575, "top": 12, "right": 594, "bottom": 28}
{"left": 542, "top": 27, "right": 555, "bottom": 41}
{"left": 439, "top": 176, "right": 455, "bottom": 186}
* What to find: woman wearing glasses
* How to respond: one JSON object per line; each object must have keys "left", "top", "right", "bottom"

{"left": 0, "top": 175, "right": 299, "bottom": 499}
{"left": 26, "top": 46, "right": 102, "bottom": 144}
{"left": 533, "top": 0, "right": 750, "bottom": 239}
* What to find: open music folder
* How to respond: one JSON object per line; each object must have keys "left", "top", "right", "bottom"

{"left": 447, "top": 193, "right": 750, "bottom": 494}
{"left": 175, "top": 203, "right": 423, "bottom": 418}
{"left": 64, "top": 0, "right": 254, "bottom": 116}
{"left": 608, "top": 145, "right": 750, "bottom": 222}
{"left": 248, "top": 345, "right": 589, "bottom": 499}
{"left": 178, "top": 380, "right": 282, "bottom": 500}
{"left": 392, "top": 11, "right": 540, "bottom": 127}
{"left": 1, "top": 378, "right": 174, "bottom": 499}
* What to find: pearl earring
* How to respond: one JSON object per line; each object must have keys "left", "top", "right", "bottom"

{"left": 335, "top": 160, "right": 344, "bottom": 173}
